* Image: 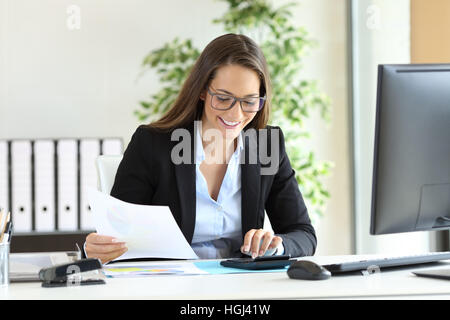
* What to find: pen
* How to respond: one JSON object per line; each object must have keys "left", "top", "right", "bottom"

{"left": 2, "top": 221, "right": 12, "bottom": 244}
{"left": 0, "top": 210, "right": 9, "bottom": 243}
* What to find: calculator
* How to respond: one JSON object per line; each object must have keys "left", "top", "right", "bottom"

{"left": 220, "top": 254, "right": 292, "bottom": 270}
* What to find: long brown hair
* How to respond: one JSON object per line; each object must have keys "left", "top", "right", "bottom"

{"left": 149, "top": 33, "right": 272, "bottom": 131}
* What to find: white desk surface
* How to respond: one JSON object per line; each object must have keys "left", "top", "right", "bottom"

{"left": 2, "top": 254, "right": 450, "bottom": 300}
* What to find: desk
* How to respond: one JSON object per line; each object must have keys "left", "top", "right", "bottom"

{"left": 1, "top": 255, "right": 450, "bottom": 300}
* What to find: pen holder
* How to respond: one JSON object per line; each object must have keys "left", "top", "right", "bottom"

{"left": 0, "top": 243, "right": 9, "bottom": 287}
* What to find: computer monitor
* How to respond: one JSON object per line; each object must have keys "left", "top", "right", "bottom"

{"left": 370, "top": 64, "right": 450, "bottom": 235}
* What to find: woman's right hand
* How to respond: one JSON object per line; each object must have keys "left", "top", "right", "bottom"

{"left": 85, "top": 233, "right": 128, "bottom": 264}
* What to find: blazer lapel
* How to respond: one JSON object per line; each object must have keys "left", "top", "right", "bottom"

{"left": 173, "top": 122, "right": 196, "bottom": 244}
{"left": 172, "top": 123, "right": 262, "bottom": 243}
{"left": 241, "top": 130, "right": 261, "bottom": 238}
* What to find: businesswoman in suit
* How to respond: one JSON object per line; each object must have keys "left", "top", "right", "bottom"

{"left": 85, "top": 33, "right": 317, "bottom": 264}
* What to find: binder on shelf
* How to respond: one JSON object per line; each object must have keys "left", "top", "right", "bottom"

{"left": 6, "top": 136, "right": 124, "bottom": 234}
{"left": 80, "top": 139, "right": 100, "bottom": 231}
{"left": 56, "top": 139, "right": 78, "bottom": 231}
{"left": 34, "top": 140, "right": 56, "bottom": 232}
{"left": 102, "top": 138, "right": 123, "bottom": 156}
{"left": 11, "top": 140, "right": 33, "bottom": 232}
{"left": 0, "top": 141, "right": 8, "bottom": 214}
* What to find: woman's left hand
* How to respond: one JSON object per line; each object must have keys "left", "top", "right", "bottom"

{"left": 240, "top": 229, "right": 283, "bottom": 258}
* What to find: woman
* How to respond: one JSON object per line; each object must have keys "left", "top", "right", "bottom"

{"left": 85, "top": 33, "right": 317, "bottom": 264}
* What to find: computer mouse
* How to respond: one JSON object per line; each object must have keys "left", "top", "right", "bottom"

{"left": 287, "top": 260, "right": 331, "bottom": 280}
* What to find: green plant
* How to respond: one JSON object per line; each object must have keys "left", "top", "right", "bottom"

{"left": 135, "top": 0, "right": 333, "bottom": 221}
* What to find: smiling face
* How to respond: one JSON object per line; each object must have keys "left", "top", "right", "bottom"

{"left": 201, "top": 64, "right": 261, "bottom": 141}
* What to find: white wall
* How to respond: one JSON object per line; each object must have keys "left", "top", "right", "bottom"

{"left": 352, "top": 0, "right": 430, "bottom": 254}
{"left": 290, "top": 0, "right": 352, "bottom": 255}
{"left": 0, "top": 0, "right": 352, "bottom": 255}
{"left": 0, "top": 0, "right": 226, "bottom": 142}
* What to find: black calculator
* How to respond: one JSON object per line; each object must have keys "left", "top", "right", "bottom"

{"left": 220, "top": 254, "right": 292, "bottom": 270}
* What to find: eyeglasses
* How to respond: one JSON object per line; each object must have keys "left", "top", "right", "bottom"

{"left": 207, "top": 88, "right": 266, "bottom": 113}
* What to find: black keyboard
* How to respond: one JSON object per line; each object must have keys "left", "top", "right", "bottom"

{"left": 322, "top": 251, "right": 450, "bottom": 274}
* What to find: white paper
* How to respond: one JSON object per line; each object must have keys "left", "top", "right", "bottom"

{"left": 87, "top": 187, "right": 198, "bottom": 260}
{"left": 103, "top": 262, "right": 208, "bottom": 278}
{"left": 9, "top": 252, "right": 72, "bottom": 281}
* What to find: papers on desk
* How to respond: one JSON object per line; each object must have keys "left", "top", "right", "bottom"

{"left": 102, "top": 260, "right": 288, "bottom": 278}
{"left": 10, "top": 252, "right": 74, "bottom": 282}
{"left": 87, "top": 188, "right": 198, "bottom": 261}
{"left": 103, "top": 263, "right": 208, "bottom": 278}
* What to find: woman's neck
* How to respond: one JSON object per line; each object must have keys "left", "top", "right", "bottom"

{"left": 201, "top": 124, "right": 237, "bottom": 165}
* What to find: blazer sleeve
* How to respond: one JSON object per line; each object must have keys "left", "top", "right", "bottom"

{"left": 110, "top": 126, "right": 155, "bottom": 204}
{"left": 264, "top": 127, "right": 317, "bottom": 257}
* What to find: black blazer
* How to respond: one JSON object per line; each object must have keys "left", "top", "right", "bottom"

{"left": 110, "top": 122, "right": 317, "bottom": 258}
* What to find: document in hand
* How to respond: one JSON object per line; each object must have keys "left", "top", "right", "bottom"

{"left": 87, "top": 188, "right": 198, "bottom": 261}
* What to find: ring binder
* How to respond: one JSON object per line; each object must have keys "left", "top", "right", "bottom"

{"left": 80, "top": 139, "right": 101, "bottom": 231}
{"left": 4, "top": 137, "right": 122, "bottom": 234}
{"left": 0, "top": 141, "right": 9, "bottom": 215}
{"left": 11, "top": 140, "right": 33, "bottom": 232}
{"left": 57, "top": 139, "right": 78, "bottom": 231}
{"left": 34, "top": 140, "right": 56, "bottom": 232}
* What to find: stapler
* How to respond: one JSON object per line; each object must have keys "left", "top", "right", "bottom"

{"left": 39, "top": 258, "right": 105, "bottom": 287}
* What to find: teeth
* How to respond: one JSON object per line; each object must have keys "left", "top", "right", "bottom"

{"left": 221, "top": 117, "right": 241, "bottom": 126}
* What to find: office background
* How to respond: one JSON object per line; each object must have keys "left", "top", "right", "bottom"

{"left": 0, "top": 0, "right": 448, "bottom": 256}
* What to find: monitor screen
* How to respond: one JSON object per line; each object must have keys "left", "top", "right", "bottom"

{"left": 370, "top": 64, "right": 450, "bottom": 235}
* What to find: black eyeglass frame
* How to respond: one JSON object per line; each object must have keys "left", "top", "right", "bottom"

{"left": 207, "top": 88, "right": 266, "bottom": 113}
